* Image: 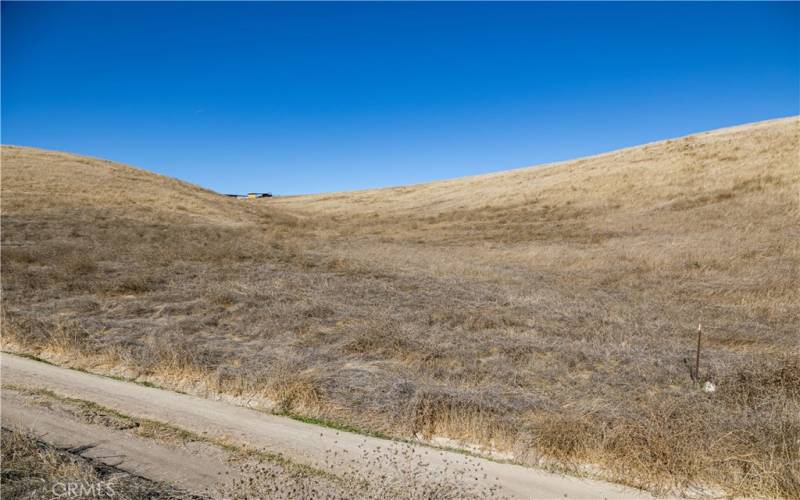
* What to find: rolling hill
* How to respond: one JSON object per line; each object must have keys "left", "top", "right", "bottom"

{"left": 2, "top": 117, "right": 798, "bottom": 497}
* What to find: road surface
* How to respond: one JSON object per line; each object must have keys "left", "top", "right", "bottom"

{"left": 1, "top": 352, "right": 652, "bottom": 499}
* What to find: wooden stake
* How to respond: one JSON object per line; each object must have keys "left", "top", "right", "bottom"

{"left": 694, "top": 324, "right": 702, "bottom": 386}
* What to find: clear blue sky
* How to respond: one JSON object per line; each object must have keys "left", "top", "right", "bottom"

{"left": 2, "top": 2, "right": 798, "bottom": 195}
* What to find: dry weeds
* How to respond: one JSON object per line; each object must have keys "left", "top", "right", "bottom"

{"left": 2, "top": 117, "right": 799, "bottom": 497}
{"left": 0, "top": 428, "right": 190, "bottom": 499}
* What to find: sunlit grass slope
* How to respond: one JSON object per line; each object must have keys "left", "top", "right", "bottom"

{"left": 2, "top": 117, "right": 798, "bottom": 497}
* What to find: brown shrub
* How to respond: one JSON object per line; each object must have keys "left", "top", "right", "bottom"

{"left": 404, "top": 389, "right": 514, "bottom": 447}
{"left": 342, "top": 326, "right": 417, "bottom": 361}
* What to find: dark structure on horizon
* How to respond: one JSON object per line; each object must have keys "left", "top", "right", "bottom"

{"left": 223, "top": 192, "right": 273, "bottom": 199}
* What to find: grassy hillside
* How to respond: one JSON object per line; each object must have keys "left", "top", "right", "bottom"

{"left": 2, "top": 117, "right": 798, "bottom": 497}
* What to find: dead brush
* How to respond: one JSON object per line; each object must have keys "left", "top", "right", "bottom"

{"left": 205, "top": 283, "right": 243, "bottom": 308}
{"left": 1, "top": 246, "right": 41, "bottom": 265}
{"left": 528, "top": 382, "right": 800, "bottom": 498}
{"left": 114, "top": 333, "right": 227, "bottom": 387}
{"left": 108, "top": 274, "right": 162, "bottom": 295}
{"left": 0, "top": 307, "right": 25, "bottom": 348}
{"left": 0, "top": 309, "right": 89, "bottom": 357}
{"left": 59, "top": 252, "right": 98, "bottom": 277}
{"left": 1, "top": 429, "right": 97, "bottom": 496}
{"left": 46, "top": 320, "right": 91, "bottom": 357}
{"left": 404, "top": 389, "right": 514, "bottom": 450}
{"left": 427, "top": 308, "right": 526, "bottom": 330}
{"left": 271, "top": 377, "right": 323, "bottom": 415}
{"left": 342, "top": 326, "right": 417, "bottom": 360}
{"left": 720, "top": 355, "right": 800, "bottom": 406}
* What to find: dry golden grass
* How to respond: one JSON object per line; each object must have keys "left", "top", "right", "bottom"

{"left": 2, "top": 117, "right": 799, "bottom": 497}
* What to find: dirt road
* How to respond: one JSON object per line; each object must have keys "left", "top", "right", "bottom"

{"left": 1, "top": 353, "right": 651, "bottom": 499}
{"left": 2, "top": 388, "right": 234, "bottom": 495}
